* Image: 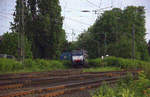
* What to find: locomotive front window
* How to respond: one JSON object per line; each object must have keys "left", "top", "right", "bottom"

{"left": 72, "top": 50, "right": 83, "bottom": 55}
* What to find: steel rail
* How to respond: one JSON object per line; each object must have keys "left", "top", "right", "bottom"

{"left": 0, "top": 70, "right": 140, "bottom": 97}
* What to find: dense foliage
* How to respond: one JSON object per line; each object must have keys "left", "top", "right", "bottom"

{"left": 93, "top": 72, "right": 150, "bottom": 97}
{"left": 77, "top": 6, "right": 149, "bottom": 61}
{"left": 89, "top": 56, "right": 148, "bottom": 68}
{"left": 83, "top": 67, "right": 120, "bottom": 72}
{"left": 0, "top": 58, "right": 68, "bottom": 73}
{"left": 0, "top": 32, "right": 32, "bottom": 58}
{"left": 89, "top": 56, "right": 150, "bottom": 78}
{"left": 11, "top": 0, "right": 66, "bottom": 59}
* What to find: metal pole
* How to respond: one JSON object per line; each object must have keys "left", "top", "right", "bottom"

{"left": 72, "top": 29, "right": 73, "bottom": 42}
{"left": 98, "top": 41, "right": 100, "bottom": 58}
{"left": 18, "top": 0, "right": 25, "bottom": 63}
{"left": 21, "top": 0, "right": 25, "bottom": 62}
{"left": 104, "top": 32, "right": 107, "bottom": 56}
{"left": 18, "top": 0, "right": 21, "bottom": 60}
{"left": 132, "top": 24, "right": 135, "bottom": 60}
{"left": 71, "top": 29, "right": 75, "bottom": 42}
{"left": 132, "top": 9, "right": 137, "bottom": 60}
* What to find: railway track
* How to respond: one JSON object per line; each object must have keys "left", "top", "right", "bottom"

{"left": 0, "top": 69, "right": 141, "bottom": 97}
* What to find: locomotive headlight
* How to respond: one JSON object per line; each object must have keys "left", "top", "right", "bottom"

{"left": 72, "top": 56, "right": 84, "bottom": 61}
{"left": 80, "top": 55, "right": 84, "bottom": 60}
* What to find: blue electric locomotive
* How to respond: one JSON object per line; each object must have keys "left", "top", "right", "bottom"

{"left": 60, "top": 50, "right": 88, "bottom": 66}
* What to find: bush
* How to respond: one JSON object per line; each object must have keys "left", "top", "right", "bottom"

{"left": 88, "top": 58, "right": 104, "bottom": 67}
{"left": 83, "top": 67, "right": 121, "bottom": 72}
{"left": 0, "top": 58, "right": 22, "bottom": 72}
{"left": 93, "top": 83, "right": 136, "bottom": 97}
{"left": 0, "top": 32, "right": 32, "bottom": 58}
{"left": 89, "top": 56, "right": 150, "bottom": 78}
{"left": 24, "top": 59, "right": 67, "bottom": 71}
{"left": 103, "top": 56, "right": 138, "bottom": 69}
{"left": 89, "top": 56, "right": 150, "bottom": 69}
{"left": 61, "top": 60, "right": 72, "bottom": 68}
{"left": 92, "top": 72, "right": 150, "bottom": 97}
{"left": 24, "top": 59, "right": 36, "bottom": 68}
{"left": 46, "top": 60, "right": 66, "bottom": 70}
{"left": 0, "top": 58, "right": 68, "bottom": 73}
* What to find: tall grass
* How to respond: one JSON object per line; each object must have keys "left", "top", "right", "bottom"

{"left": 83, "top": 67, "right": 121, "bottom": 72}
{"left": 0, "top": 58, "right": 23, "bottom": 72}
{"left": 92, "top": 72, "right": 150, "bottom": 97}
{"left": 0, "top": 58, "right": 69, "bottom": 74}
{"left": 1, "top": 56, "right": 150, "bottom": 75}
{"left": 89, "top": 56, "right": 150, "bottom": 69}
{"left": 89, "top": 56, "right": 150, "bottom": 78}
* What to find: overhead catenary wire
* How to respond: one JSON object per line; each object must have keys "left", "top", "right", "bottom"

{"left": 1, "top": 24, "right": 10, "bottom": 28}
{"left": 94, "top": 6, "right": 114, "bottom": 12}
{"left": 0, "top": 11, "right": 13, "bottom": 16}
{"left": 98, "top": 0, "right": 103, "bottom": 8}
{"left": 62, "top": 0, "right": 120, "bottom": 41}
{"left": 85, "top": 0, "right": 99, "bottom": 8}
{"left": 65, "top": 24, "right": 86, "bottom": 32}
{"left": 111, "top": 0, "right": 113, "bottom": 8}
{"left": 84, "top": 1, "right": 98, "bottom": 9}
{"left": 0, "top": 13, "right": 12, "bottom": 19}
{"left": 65, "top": 17, "right": 91, "bottom": 26}
{"left": 62, "top": 0, "right": 68, "bottom": 33}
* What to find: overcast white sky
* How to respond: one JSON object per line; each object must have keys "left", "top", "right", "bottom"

{"left": 0, "top": 0, "right": 150, "bottom": 41}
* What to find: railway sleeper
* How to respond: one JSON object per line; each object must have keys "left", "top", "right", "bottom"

{"left": 0, "top": 76, "right": 128, "bottom": 97}
{"left": 0, "top": 73, "right": 125, "bottom": 91}
{"left": 0, "top": 71, "right": 138, "bottom": 91}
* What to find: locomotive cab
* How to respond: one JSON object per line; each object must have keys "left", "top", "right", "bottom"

{"left": 71, "top": 50, "right": 88, "bottom": 66}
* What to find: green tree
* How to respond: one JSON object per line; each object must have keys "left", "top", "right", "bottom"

{"left": 77, "top": 6, "right": 149, "bottom": 60}
{"left": 0, "top": 32, "right": 32, "bottom": 58}
{"left": 12, "top": 0, "right": 66, "bottom": 59}
{"left": 77, "top": 31, "right": 99, "bottom": 58}
{"left": 123, "top": 6, "right": 148, "bottom": 60}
